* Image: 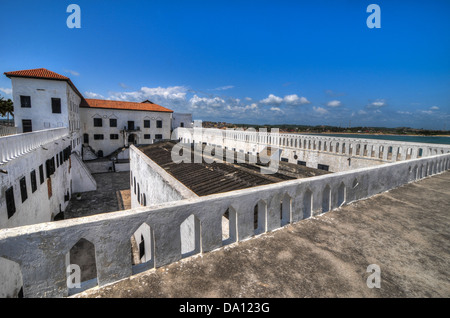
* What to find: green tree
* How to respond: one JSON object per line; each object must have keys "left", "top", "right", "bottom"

{"left": 0, "top": 94, "right": 14, "bottom": 123}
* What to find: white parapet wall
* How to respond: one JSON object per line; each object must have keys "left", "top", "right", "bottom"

{"left": 0, "top": 149, "right": 448, "bottom": 297}
{"left": 174, "top": 128, "right": 450, "bottom": 172}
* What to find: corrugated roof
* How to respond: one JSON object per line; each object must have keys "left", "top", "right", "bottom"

{"left": 80, "top": 99, "right": 173, "bottom": 113}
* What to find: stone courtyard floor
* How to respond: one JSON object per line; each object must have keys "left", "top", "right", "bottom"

{"left": 74, "top": 171, "right": 450, "bottom": 298}
{"left": 65, "top": 171, "right": 131, "bottom": 219}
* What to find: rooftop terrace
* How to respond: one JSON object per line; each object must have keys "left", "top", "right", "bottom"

{"left": 74, "top": 171, "right": 450, "bottom": 298}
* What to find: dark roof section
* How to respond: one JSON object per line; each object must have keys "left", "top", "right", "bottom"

{"left": 4, "top": 68, "right": 85, "bottom": 100}
{"left": 138, "top": 141, "right": 330, "bottom": 196}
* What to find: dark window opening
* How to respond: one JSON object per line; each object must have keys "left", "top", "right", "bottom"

{"left": 297, "top": 160, "right": 306, "bottom": 166}
{"left": 109, "top": 118, "right": 117, "bottom": 127}
{"left": 20, "top": 177, "right": 27, "bottom": 203}
{"left": 180, "top": 122, "right": 184, "bottom": 128}
{"left": 60, "top": 151, "right": 63, "bottom": 165}
{"left": 318, "top": 164, "right": 329, "bottom": 171}
{"left": 56, "top": 154, "right": 59, "bottom": 168}
{"left": 51, "top": 98, "right": 61, "bottom": 113}
{"left": 144, "top": 134, "right": 151, "bottom": 139}
{"left": 93, "top": 118, "right": 102, "bottom": 127}
{"left": 83, "top": 134, "right": 89, "bottom": 144}
{"left": 46, "top": 157, "right": 56, "bottom": 178}
{"left": 39, "top": 164, "right": 44, "bottom": 184}
{"left": 110, "top": 134, "right": 119, "bottom": 140}
{"left": 20, "top": 95, "right": 31, "bottom": 108}
{"left": 94, "top": 134, "right": 104, "bottom": 140}
{"left": 6, "top": 187, "right": 16, "bottom": 219}
{"left": 144, "top": 120, "right": 150, "bottom": 128}
{"left": 281, "top": 157, "right": 289, "bottom": 162}
{"left": 127, "top": 121, "right": 135, "bottom": 130}
{"left": 30, "top": 170, "right": 37, "bottom": 193}
{"left": 22, "top": 119, "right": 32, "bottom": 133}
{"left": 156, "top": 120, "right": 162, "bottom": 128}
{"left": 98, "top": 150, "right": 103, "bottom": 158}
{"left": 155, "top": 134, "right": 163, "bottom": 139}
{"left": 139, "top": 235, "right": 145, "bottom": 259}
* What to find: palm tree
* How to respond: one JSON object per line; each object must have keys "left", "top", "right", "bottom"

{"left": 0, "top": 94, "right": 14, "bottom": 124}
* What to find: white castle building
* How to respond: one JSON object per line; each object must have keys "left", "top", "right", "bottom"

{"left": 0, "top": 68, "right": 449, "bottom": 298}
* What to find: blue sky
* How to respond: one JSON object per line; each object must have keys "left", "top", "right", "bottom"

{"left": 0, "top": 0, "right": 449, "bottom": 129}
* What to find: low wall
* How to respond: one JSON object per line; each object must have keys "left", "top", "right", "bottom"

{"left": 0, "top": 151, "right": 448, "bottom": 297}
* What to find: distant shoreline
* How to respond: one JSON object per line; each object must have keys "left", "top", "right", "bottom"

{"left": 285, "top": 132, "right": 450, "bottom": 137}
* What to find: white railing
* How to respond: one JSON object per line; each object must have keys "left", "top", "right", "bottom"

{"left": 0, "top": 128, "right": 69, "bottom": 165}
{"left": 0, "top": 150, "right": 449, "bottom": 297}
{"left": 0, "top": 126, "right": 17, "bottom": 137}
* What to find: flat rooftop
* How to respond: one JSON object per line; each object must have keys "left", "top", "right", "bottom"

{"left": 74, "top": 171, "right": 450, "bottom": 298}
{"left": 138, "top": 141, "right": 330, "bottom": 196}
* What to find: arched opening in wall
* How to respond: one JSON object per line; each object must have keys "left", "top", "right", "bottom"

{"left": 97, "top": 150, "right": 103, "bottom": 158}
{"left": 0, "top": 257, "right": 23, "bottom": 298}
{"left": 387, "top": 146, "right": 393, "bottom": 160}
{"left": 308, "top": 140, "right": 311, "bottom": 149}
{"left": 424, "top": 163, "right": 429, "bottom": 177}
{"left": 418, "top": 148, "right": 423, "bottom": 158}
{"left": 128, "top": 133, "right": 138, "bottom": 145}
{"left": 67, "top": 238, "right": 98, "bottom": 296}
{"left": 406, "top": 148, "right": 412, "bottom": 160}
{"left": 295, "top": 139, "right": 298, "bottom": 148}
{"left": 371, "top": 145, "right": 376, "bottom": 158}
{"left": 222, "top": 207, "right": 237, "bottom": 245}
{"left": 323, "top": 141, "right": 327, "bottom": 152}
{"left": 313, "top": 141, "right": 316, "bottom": 150}
{"left": 342, "top": 143, "right": 346, "bottom": 154}
{"left": 318, "top": 141, "right": 322, "bottom": 151}
{"left": 396, "top": 147, "right": 402, "bottom": 161}
{"left": 336, "top": 142, "right": 340, "bottom": 153}
{"left": 280, "top": 194, "right": 292, "bottom": 226}
{"left": 254, "top": 200, "right": 267, "bottom": 235}
{"left": 131, "top": 223, "right": 154, "bottom": 274}
{"left": 322, "top": 185, "right": 331, "bottom": 213}
{"left": 379, "top": 146, "right": 384, "bottom": 159}
{"left": 134, "top": 177, "right": 136, "bottom": 194}
{"left": 303, "top": 189, "right": 313, "bottom": 219}
{"left": 352, "top": 178, "right": 359, "bottom": 189}
{"left": 418, "top": 165, "right": 423, "bottom": 179}
{"left": 355, "top": 144, "right": 360, "bottom": 156}
{"left": 348, "top": 144, "right": 352, "bottom": 155}
{"left": 412, "top": 165, "right": 418, "bottom": 181}
{"left": 180, "top": 214, "right": 202, "bottom": 258}
{"left": 337, "top": 182, "right": 346, "bottom": 207}
{"left": 137, "top": 183, "right": 140, "bottom": 204}
{"left": 142, "top": 193, "right": 147, "bottom": 206}
{"left": 363, "top": 145, "right": 368, "bottom": 156}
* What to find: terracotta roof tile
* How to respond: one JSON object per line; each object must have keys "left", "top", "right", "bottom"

{"left": 4, "top": 68, "right": 84, "bottom": 99}
{"left": 80, "top": 99, "right": 173, "bottom": 113}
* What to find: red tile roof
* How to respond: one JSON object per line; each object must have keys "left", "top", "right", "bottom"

{"left": 80, "top": 99, "right": 173, "bottom": 113}
{"left": 4, "top": 68, "right": 84, "bottom": 99}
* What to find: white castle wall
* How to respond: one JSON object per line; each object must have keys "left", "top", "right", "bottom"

{"left": 0, "top": 144, "right": 448, "bottom": 297}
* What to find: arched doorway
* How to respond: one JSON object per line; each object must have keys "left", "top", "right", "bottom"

{"left": 128, "top": 133, "right": 138, "bottom": 145}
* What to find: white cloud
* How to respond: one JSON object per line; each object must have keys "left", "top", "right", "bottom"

{"left": 108, "top": 86, "right": 188, "bottom": 104}
{"left": 284, "top": 94, "right": 310, "bottom": 105}
{"left": 84, "top": 91, "right": 105, "bottom": 99}
{"left": 244, "top": 97, "right": 252, "bottom": 101}
{"left": 0, "top": 87, "right": 12, "bottom": 95}
{"left": 397, "top": 111, "right": 412, "bottom": 115}
{"left": 64, "top": 69, "right": 80, "bottom": 76}
{"left": 313, "top": 106, "right": 328, "bottom": 115}
{"left": 213, "top": 85, "right": 234, "bottom": 91}
{"left": 421, "top": 110, "right": 433, "bottom": 115}
{"left": 367, "top": 99, "right": 386, "bottom": 108}
{"left": 189, "top": 95, "right": 226, "bottom": 109}
{"left": 358, "top": 110, "right": 368, "bottom": 115}
{"left": 326, "top": 100, "right": 341, "bottom": 107}
{"left": 260, "top": 94, "right": 283, "bottom": 105}
{"left": 270, "top": 107, "right": 284, "bottom": 113}
{"left": 430, "top": 106, "right": 439, "bottom": 110}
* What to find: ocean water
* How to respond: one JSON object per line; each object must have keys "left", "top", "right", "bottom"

{"left": 308, "top": 134, "right": 450, "bottom": 145}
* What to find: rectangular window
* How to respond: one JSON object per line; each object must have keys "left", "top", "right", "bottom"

{"left": 318, "top": 164, "right": 329, "bottom": 171}
{"left": 20, "top": 95, "right": 31, "bottom": 108}
{"left": 127, "top": 121, "right": 135, "bottom": 130}
{"left": 144, "top": 120, "right": 150, "bottom": 128}
{"left": 20, "top": 177, "right": 27, "bottom": 203}
{"left": 39, "top": 164, "right": 44, "bottom": 184}
{"left": 51, "top": 98, "right": 61, "bottom": 113}
{"left": 46, "top": 157, "right": 55, "bottom": 178}
{"left": 30, "top": 170, "right": 37, "bottom": 193}
{"left": 144, "top": 134, "right": 151, "bottom": 139}
{"left": 156, "top": 120, "right": 162, "bottom": 128}
{"left": 93, "top": 118, "right": 103, "bottom": 127}
{"left": 56, "top": 154, "right": 59, "bottom": 167}
{"left": 60, "top": 151, "right": 63, "bottom": 165}
{"left": 6, "top": 187, "right": 16, "bottom": 219}
{"left": 281, "top": 157, "right": 289, "bottom": 162}
{"left": 110, "top": 118, "right": 117, "bottom": 127}
{"left": 22, "top": 119, "right": 32, "bottom": 133}
{"left": 110, "top": 134, "right": 119, "bottom": 140}
{"left": 180, "top": 122, "right": 184, "bottom": 127}
{"left": 155, "top": 134, "right": 163, "bottom": 139}
{"left": 94, "top": 134, "right": 104, "bottom": 140}
{"left": 297, "top": 160, "right": 306, "bottom": 166}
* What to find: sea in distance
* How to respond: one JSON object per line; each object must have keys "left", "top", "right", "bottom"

{"left": 307, "top": 133, "right": 450, "bottom": 145}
